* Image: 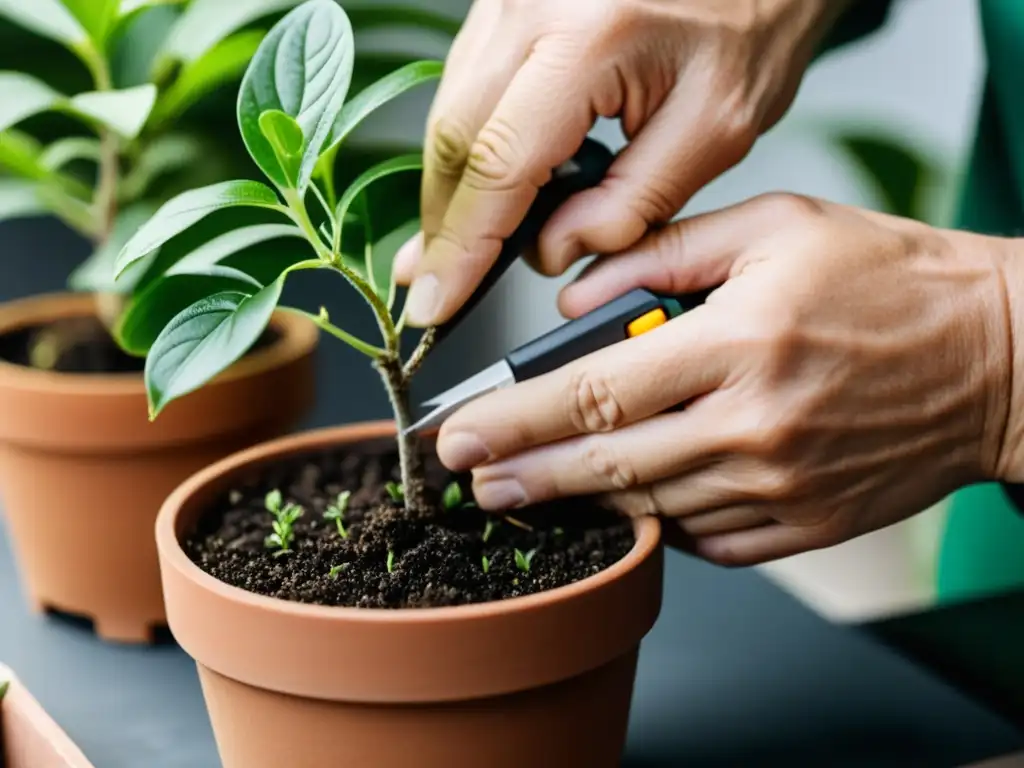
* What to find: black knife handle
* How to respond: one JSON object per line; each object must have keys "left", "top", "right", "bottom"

{"left": 431, "top": 137, "right": 615, "bottom": 346}
{"left": 506, "top": 287, "right": 712, "bottom": 381}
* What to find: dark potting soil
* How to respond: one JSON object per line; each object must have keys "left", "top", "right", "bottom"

{"left": 0, "top": 317, "right": 278, "bottom": 374}
{"left": 186, "top": 442, "right": 636, "bottom": 609}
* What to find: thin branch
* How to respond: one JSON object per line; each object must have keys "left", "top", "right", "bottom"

{"left": 279, "top": 306, "right": 385, "bottom": 359}
{"left": 403, "top": 326, "right": 436, "bottom": 378}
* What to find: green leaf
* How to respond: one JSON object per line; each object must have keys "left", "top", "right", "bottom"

{"left": 151, "top": 30, "right": 264, "bottom": 125}
{"left": 371, "top": 216, "right": 419, "bottom": 307}
{"left": 265, "top": 488, "right": 282, "bottom": 511}
{"left": 442, "top": 482, "right": 462, "bottom": 510}
{"left": 159, "top": 0, "right": 297, "bottom": 65}
{"left": 119, "top": 0, "right": 185, "bottom": 15}
{"left": 0, "top": 72, "right": 61, "bottom": 133}
{"left": 318, "top": 60, "right": 441, "bottom": 166}
{"left": 38, "top": 136, "right": 102, "bottom": 170}
{"left": 61, "top": 0, "right": 119, "bottom": 46}
{"left": 833, "top": 132, "right": 937, "bottom": 221}
{"left": 335, "top": 154, "right": 422, "bottom": 232}
{"left": 68, "top": 203, "right": 158, "bottom": 293}
{"left": 0, "top": 178, "right": 46, "bottom": 222}
{"left": 0, "top": 0, "right": 86, "bottom": 47}
{"left": 69, "top": 83, "right": 156, "bottom": 139}
{"left": 237, "top": 0, "right": 354, "bottom": 191}
{"left": 115, "top": 266, "right": 262, "bottom": 356}
{"left": 258, "top": 109, "right": 304, "bottom": 187}
{"left": 163, "top": 223, "right": 306, "bottom": 277}
{"left": 145, "top": 279, "right": 284, "bottom": 417}
{"left": 115, "top": 180, "right": 283, "bottom": 278}
{"left": 0, "top": 129, "right": 45, "bottom": 179}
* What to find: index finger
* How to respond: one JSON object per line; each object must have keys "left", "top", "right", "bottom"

{"left": 403, "top": 51, "right": 595, "bottom": 327}
{"left": 435, "top": 307, "right": 729, "bottom": 471}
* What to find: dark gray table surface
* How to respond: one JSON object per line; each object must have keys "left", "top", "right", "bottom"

{"left": 2, "top": 524, "right": 1022, "bottom": 768}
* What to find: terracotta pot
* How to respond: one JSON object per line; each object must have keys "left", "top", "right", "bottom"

{"left": 157, "top": 421, "right": 663, "bottom": 768}
{"left": 1, "top": 664, "right": 94, "bottom": 767}
{"left": 0, "top": 293, "right": 317, "bottom": 643}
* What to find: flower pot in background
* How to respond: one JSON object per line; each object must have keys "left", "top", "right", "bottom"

{"left": 0, "top": 293, "right": 317, "bottom": 643}
{"left": 157, "top": 422, "right": 663, "bottom": 768}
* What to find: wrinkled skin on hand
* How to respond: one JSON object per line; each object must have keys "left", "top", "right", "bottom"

{"left": 434, "top": 194, "right": 1020, "bottom": 566}
{"left": 395, "top": 0, "right": 850, "bottom": 325}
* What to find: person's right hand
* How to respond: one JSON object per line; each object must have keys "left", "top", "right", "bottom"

{"left": 394, "top": 0, "right": 852, "bottom": 327}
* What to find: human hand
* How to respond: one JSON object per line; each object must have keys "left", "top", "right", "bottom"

{"left": 433, "top": 194, "right": 1018, "bottom": 565}
{"left": 394, "top": 0, "right": 851, "bottom": 327}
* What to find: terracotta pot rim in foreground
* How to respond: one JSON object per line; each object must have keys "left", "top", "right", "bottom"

{"left": 0, "top": 291, "right": 317, "bottom": 396}
{"left": 157, "top": 421, "right": 663, "bottom": 703}
{"left": 158, "top": 420, "right": 660, "bottom": 623}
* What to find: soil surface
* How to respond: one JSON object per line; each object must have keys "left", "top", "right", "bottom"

{"left": 186, "top": 441, "right": 636, "bottom": 609}
{"left": 0, "top": 317, "right": 278, "bottom": 374}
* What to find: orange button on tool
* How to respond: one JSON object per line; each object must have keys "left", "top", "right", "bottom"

{"left": 626, "top": 308, "right": 667, "bottom": 337}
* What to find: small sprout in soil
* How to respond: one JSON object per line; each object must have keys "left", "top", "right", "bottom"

{"left": 386, "top": 549, "right": 396, "bottom": 573}
{"left": 514, "top": 548, "right": 537, "bottom": 573}
{"left": 385, "top": 481, "right": 404, "bottom": 502}
{"left": 481, "top": 555, "right": 490, "bottom": 574}
{"left": 264, "top": 492, "right": 303, "bottom": 556}
{"left": 482, "top": 518, "right": 497, "bottom": 543}
{"left": 328, "top": 563, "right": 349, "bottom": 579}
{"left": 323, "top": 491, "right": 351, "bottom": 538}
{"left": 442, "top": 481, "right": 463, "bottom": 510}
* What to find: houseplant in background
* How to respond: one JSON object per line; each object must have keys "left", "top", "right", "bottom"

{"left": 0, "top": 0, "right": 460, "bottom": 644}
{"left": 117, "top": 2, "right": 663, "bottom": 766}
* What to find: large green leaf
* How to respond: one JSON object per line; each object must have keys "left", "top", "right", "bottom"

{"left": 68, "top": 204, "right": 157, "bottom": 293}
{"left": 0, "top": 0, "right": 86, "bottom": 47}
{"left": 116, "top": 266, "right": 262, "bottom": 356}
{"left": 164, "top": 223, "right": 306, "bottom": 276}
{"left": 119, "top": 0, "right": 185, "bottom": 15}
{"left": 0, "top": 129, "right": 45, "bottom": 179}
{"left": 0, "top": 178, "right": 45, "bottom": 222}
{"left": 0, "top": 72, "right": 61, "bottom": 132}
{"left": 834, "top": 132, "right": 937, "bottom": 221}
{"left": 237, "top": 0, "right": 354, "bottom": 192}
{"left": 115, "top": 180, "right": 284, "bottom": 278}
{"left": 151, "top": 30, "right": 264, "bottom": 125}
{"left": 159, "top": 0, "right": 297, "bottom": 65}
{"left": 320, "top": 59, "right": 441, "bottom": 161}
{"left": 69, "top": 83, "right": 156, "bottom": 139}
{"left": 61, "top": 0, "right": 118, "bottom": 46}
{"left": 144, "top": 280, "right": 283, "bottom": 417}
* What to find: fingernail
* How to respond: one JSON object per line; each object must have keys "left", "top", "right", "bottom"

{"left": 439, "top": 432, "right": 490, "bottom": 471}
{"left": 393, "top": 233, "right": 422, "bottom": 283}
{"left": 474, "top": 478, "right": 527, "bottom": 510}
{"left": 405, "top": 273, "right": 442, "bottom": 327}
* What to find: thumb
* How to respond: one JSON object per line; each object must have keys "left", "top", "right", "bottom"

{"left": 557, "top": 194, "right": 789, "bottom": 318}
{"left": 537, "top": 86, "right": 756, "bottom": 278}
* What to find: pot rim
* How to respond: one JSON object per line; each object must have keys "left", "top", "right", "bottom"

{"left": 0, "top": 291, "right": 317, "bottom": 396}
{"left": 157, "top": 420, "right": 661, "bottom": 624}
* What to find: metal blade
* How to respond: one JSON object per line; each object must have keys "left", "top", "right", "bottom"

{"left": 403, "top": 360, "right": 516, "bottom": 434}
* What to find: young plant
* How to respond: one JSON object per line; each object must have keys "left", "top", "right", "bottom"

{"left": 264, "top": 489, "right": 303, "bottom": 556}
{"left": 112, "top": 0, "right": 449, "bottom": 514}
{"left": 442, "top": 481, "right": 463, "bottom": 510}
{"left": 323, "top": 490, "right": 351, "bottom": 538}
{"left": 482, "top": 518, "right": 497, "bottom": 543}
{"left": 0, "top": 0, "right": 459, "bottom": 366}
{"left": 328, "top": 563, "right": 348, "bottom": 579}
{"left": 385, "top": 482, "right": 405, "bottom": 503}
{"left": 481, "top": 555, "right": 490, "bottom": 574}
{"left": 514, "top": 548, "right": 537, "bottom": 574}
{"left": 386, "top": 549, "right": 396, "bottom": 574}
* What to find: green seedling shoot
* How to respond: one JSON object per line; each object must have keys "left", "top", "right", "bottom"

{"left": 328, "top": 563, "right": 349, "bottom": 579}
{"left": 482, "top": 518, "right": 497, "bottom": 543}
{"left": 386, "top": 549, "right": 396, "bottom": 574}
{"left": 323, "top": 491, "right": 351, "bottom": 538}
{"left": 481, "top": 555, "right": 490, "bottom": 574}
{"left": 514, "top": 548, "right": 537, "bottom": 573}
{"left": 0, "top": 679, "right": 9, "bottom": 700}
{"left": 385, "top": 482, "right": 404, "bottom": 502}
{"left": 442, "top": 481, "right": 463, "bottom": 510}
{"left": 264, "top": 489, "right": 302, "bottom": 556}
{"left": 112, "top": 0, "right": 458, "bottom": 517}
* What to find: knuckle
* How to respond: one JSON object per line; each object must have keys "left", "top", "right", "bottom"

{"left": 464, "top": 119, "right": 528, "bottom": 191}
{"left": 751, "top": 464, "right": 800, "bottom": 501}
{"left": 566, "top": 368, "right": 627, "bottom": 433}
{"left": 756, "top": 191, "right": 825, "bottom": 224}
{"left": 581, "top": 438, "right": 639, "bottom": 490}
{"left": 428, "top": 116, "right": 473, "bottom": 178}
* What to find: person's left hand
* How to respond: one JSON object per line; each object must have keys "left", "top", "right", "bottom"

{"left": 433, "top": 193, "right": 1018, "bottom": 565}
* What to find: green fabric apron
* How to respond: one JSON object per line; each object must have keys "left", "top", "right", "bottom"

{"left": 829, "top": 0, "right": 1024, "bottom": 602}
